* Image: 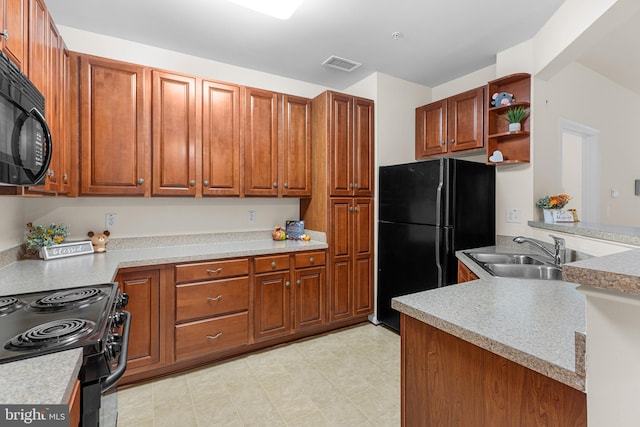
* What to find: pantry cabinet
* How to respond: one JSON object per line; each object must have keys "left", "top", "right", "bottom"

{"left": 415, "top": 86, "right": 485, "bottom": 159}
{"left": 1, "top": 0, "right": 27, "bottom": 71}
{"left": 151, "top": 70, "right": 198, "bottom": 196}
{"left": 79, "top": 55, "right": 151, "bottom": 196}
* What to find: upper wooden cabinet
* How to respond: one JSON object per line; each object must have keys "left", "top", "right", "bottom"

{"left": 151, "top": 70, "right": 198, "bottom": 196}
{"left": 1, "top": 0, "right": 27, "bottom": 71}
{"left": 416, "top": 86, "right": 485, "bottom": 159}
{"left": 202, "top": 80, "right": 241, "bottom": 196}
{"left": 281, "top": 94, "right": 311, "bottom": 197}
{"left": 320, "top": 92, "right": 374, "bottom": 197}
{"left": 485, "top": 73, "right": 531, "bottom": 164}
{"left": 79, "top": 55, "right": 151, "bottom": 195}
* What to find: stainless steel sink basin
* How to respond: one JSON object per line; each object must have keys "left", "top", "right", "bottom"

{"left": 483, "top": 263, "right": 562, "bottom": 280}
{"left": 463, "top": 251, "right": 562, "bottom": 280}
{"left": 468, "top": 253, "right": 544, "bottom": 265}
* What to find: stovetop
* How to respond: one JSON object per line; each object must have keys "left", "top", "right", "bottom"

{"left": 0, "top": 283, "right": 119, "bottom": 364}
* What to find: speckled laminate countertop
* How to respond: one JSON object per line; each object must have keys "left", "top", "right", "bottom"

{"left": 563, "top": 248, "right": 640, "bottom": 294}
{"left": 0, "top": 231, "right": 327, "bottom": 404}
{"left": 391, "top": 246, "right": 587, "bottom": 392}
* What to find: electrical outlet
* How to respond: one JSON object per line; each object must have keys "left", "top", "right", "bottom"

{"left": 248, "top": 210, "right": 256, "bottom": 223}
{"left": 105, "top": 213, "right": 117, "bottom": 229}
{"left": 506, "top": 208, "right": 521, "bottom": 223}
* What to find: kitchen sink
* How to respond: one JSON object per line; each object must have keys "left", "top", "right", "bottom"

{"left": 483, "top": 263, "right": 562, "bottom": 280}
{"left": 467, "top": 252, "right": 544, "bottom": 265}
{"left": 464, "top": 251, "right": 562, "bottom": 280}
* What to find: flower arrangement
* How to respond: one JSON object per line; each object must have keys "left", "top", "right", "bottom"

{"left": 536, "top": 194, "right": 571, "bottom": 210}
{"left": 25, "top": 222, "right": 70, "bottom": 249}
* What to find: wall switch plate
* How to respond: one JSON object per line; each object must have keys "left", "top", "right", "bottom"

{"left": 506, "top": 208, "right": 521, "bottom": 223}
{"left": 105, "top": 213, "right": 117, "bottom": 229}
{"left": 248, "top": 210, "right": 256, "bottom": 223}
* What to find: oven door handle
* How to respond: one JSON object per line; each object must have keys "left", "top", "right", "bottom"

{"left": 102, "top": 310, "right": 131, "bottom": 392}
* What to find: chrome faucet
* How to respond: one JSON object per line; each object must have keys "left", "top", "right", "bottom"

{"left": 513, "top": 235, "right": 566, "bottom": 265}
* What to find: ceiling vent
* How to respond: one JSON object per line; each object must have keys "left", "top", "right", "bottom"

{"left": 322, "top": 55, "right": 361, "bottom": 72}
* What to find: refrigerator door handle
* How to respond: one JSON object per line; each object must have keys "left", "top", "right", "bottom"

{"left": 435, "top": 160, "right": 444, "bottom": 286}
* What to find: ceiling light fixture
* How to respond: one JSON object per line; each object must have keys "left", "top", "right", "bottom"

{"left": 227, "top": 0, "right": 304, "bottom": 20}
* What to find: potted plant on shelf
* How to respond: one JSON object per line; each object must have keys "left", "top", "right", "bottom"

{"left": 536, "top": 194, "right": 573, "bottom": 223}
{"left": 502, "top": 106, "right": 529, "bottom": 132}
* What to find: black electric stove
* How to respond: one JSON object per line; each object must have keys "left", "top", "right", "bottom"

{"left": 0, "top": 283, "right": 130, "bottom": 426}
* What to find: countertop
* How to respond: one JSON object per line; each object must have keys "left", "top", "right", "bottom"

{"left": 563, "top": 247, "right": 640, "bottom": 294}
{"left": 0, "top": 231, "right": 327, "bottom": 405}
{"left": 392, "top": 247, "right": 587, "bottom": 391}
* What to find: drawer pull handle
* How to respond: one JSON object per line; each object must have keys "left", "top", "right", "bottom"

{"left": 271, "top": 261, "right": 277, "bottom": 268}
{"left": 207, "top": 295, "right": 222, "bottom": 302}
{"left": 206, "top": 268, "right": 223, "bottom": 274}
{"left": 309, "top": 257, "right": 315, "bottom": 263}
{"left": 206, "top": 332, "right": 222, "bottom": 340}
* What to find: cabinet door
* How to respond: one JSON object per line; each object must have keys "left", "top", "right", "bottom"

{"left": 43, "top": 17, "right": 62, "bottom": 192}
{"left": 329, "top": 198, "right": 352, "bottom": 322}
{"left": 27, "top": 0, "right": 46, "bottom": 93}
{"left": 2, "top": 0, "right": 27, "bottom": 71}
{"left": 352, "top": 97, "right": 374, "bottom": 197}
{"left": 152, "top": 70, "right": 198, "bottom": 196}
{"left": 294, "top": 266, "right": 325, "bottom": 330}
{"left": 80, "top": 56, "right": 150, "bottom": 195}
{"left": 59, "top": 49, "right": 75, "bottom": 195}
{"left": 244, "top": 87, "right": 278, "bottom": 196}
{"left": 448, "top": 87, "right": 484, "bottom": 152}
{"left": 415, "top": 100, "right": 447, "bottom": 158}
{"left": 281, "top": 95, "right": 311, "bottom": 197}
{"left": 202, "top": 80, "right": 241, "bottom": 196}
{"left": 117, "top": 269, "right": 161, "bottom": 372}
{"left": 328, "top": 92, "right": 353, "bottom": 197}
{"left": 254, "top": 271, "right": 291, "bottom": 340}
{"left": 352, "top": 198, "right": 373, "bottom": 316}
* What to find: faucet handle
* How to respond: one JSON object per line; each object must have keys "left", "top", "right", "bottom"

{"left": 549, "top": 235, "right": 565, "bottom": 247}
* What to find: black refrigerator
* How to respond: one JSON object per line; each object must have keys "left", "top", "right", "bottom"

{"left": 377, "top": 158, "right": 495, "bottom": 331}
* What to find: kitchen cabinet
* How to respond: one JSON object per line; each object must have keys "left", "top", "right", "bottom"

{"left": 457, "top": 260, "right": 479, "bottom": 283}
{"left": 293, "top": 251, "right": 326, "bottom": 330}
{"left": 174, "top": 258, "right": 249, "bottom": 361}
{"left": 116, "top": 267, "right": 167, "bottom": 377}
{"left": 202, "top": 79, "right": 241, "bottom": 196}
{"left": 401, "top": 314, "right": 587, "bottom": 426}
{"left": 151, "top": 70, "right": 198, "bottom": 196}
{"left": 1, "top": 0, "right": 27, "bottom": 71}
{"left": 243, "top": 89, "right": 311, "bottom": 197}
{"left": 79, "top": 55, "right": 151, "bottom": 195}
{"left": 485, "top": 73, "right": 531, "bottom": 164}
{"left": 415, "top": 86, "right": 485, "bottom": 159}
{"left": 59, "top": 49, "right": 77, "bottom": 195}
{"left": 68, "top": 379, "right": 80, "bottom": 427}
{"left": 301, "top": 90, "right": 374, "bottom": 326}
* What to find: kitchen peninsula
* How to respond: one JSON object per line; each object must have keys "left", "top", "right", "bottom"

{"left": 392, "top": 253, "right": 588, "bottom": 426}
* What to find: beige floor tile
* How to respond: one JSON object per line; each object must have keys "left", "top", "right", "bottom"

{"left": 154, "top": 401, "right": 198, "bottom": 427}
{"left": 116, "top": 418, "right": 154, "bottom": 427}
{"left": 319, "top": 399, "right": 369, "bottom": 426}
{"left": 193, "top": 394, "right": 243, "bottom": 426}
{"left": 286, "top": 411, "right": 332, "bottom": 427}
{"left": 263, "top": 381, "right": 319, "bottom": 422}
{"left": 117, "top": 383, "right": 154, "bottom": 425}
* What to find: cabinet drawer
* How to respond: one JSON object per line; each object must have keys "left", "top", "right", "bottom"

{"left": 254, "top": 254, "right": 290, "bottom": 273}
{"left": 294, "top": 251, "right": 326, "bottom": 268}
{"left": 176, "top": 277, "right": 249, "bottom": 322}
{"left": 175, "top": 258, "right": 249, "bottom": 283}
{"left": 175, "top": 311, "right": 248, "bottom": 361}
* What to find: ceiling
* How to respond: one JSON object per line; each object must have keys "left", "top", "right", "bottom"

{"left": 45, "top": 0, "right": 566, "bottom": 90}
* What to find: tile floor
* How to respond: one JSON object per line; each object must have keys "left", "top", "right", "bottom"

{"left": 116, "top": 323, "right": 400, "bottom": 427}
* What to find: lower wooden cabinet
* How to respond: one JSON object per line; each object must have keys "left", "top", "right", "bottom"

{"left": 254, "top": 269, "right": 291, "bottom": 341}
{"left": 175, "top": 311, "right": 248, "bottom": 361}
{"left": 457, "top": 260, "right": 479, "bottom": 283}
{"left": 116, "top": 267, "right": 165, "bottom": 374}
{"left": 68, "top": 379, "right": 80, "bottom": 427}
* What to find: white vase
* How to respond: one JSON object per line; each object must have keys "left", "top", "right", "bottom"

{"left": 543, "top": 209, "right": 554, "bottom": 223}
{"left": 508, "top": 122, "right": 521, "bottom": 132}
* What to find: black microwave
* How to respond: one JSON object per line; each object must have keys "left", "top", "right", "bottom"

{"left": 0, "top": 51, "right": 51, "bottom": 186}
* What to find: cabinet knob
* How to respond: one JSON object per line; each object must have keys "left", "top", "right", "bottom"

{"left": 206, "top": 332, "right": 222, "bottom": 340}
{"left": 309, "top": 257, "right": 315, "bottom": 263}
{"left": 137, "top": 178, "right": 144, "bottom": 185}
{"left": 47, "top": 169, "right": 54, "bottom": 177}
{"left": 296, "top": 279, "right": 301, "bottom": 285}
{"left": 349, "top": 206, "right": 354, "bottom": 212}
{"left": 206, "top": 268, "right": 223, "bottom": 274}
{"left": 2, "top": 30, "right": 8, "bottom": 40}
{"left": 207, "top": 295, "right": 222, "bottom": 302}
{"left": 349, "top": 183, "right": 354, "bottom": 188}
{"left": 204, "top": 180, "right": 209, "bottom": 187}
{"left": 440, "top": 140, "right": 445, "bottom": 146}
{"left": 273, "top": 182, "right": 278, "bottom": 188}
{"left": 354, "top": 183, "right": 359, "bottom": 189}
{"left": 63, "top": 173, "right": 68, "bottom": 182}
{"left": 283, "top": 182, "right": 288, "bottom": 188}
{"left": 189, "top": 180, "right": 196, "bottom": 186}
{"left": 285, "top": 281, "right": 290, "bottom": 287}
{"left": 450, "top": 138, "right": 455, "bottom": 143}
{"left": 271, "top": 261, "right": 277, "bottom": 268}
{"left": 354, "top": 206, "right": 359, "bottom": 212}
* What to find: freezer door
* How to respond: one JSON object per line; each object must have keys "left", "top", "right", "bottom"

{"left": 377, "top": 221, "right": 441, "bottom": 331}
{"left": 378, "top": 159, "right": 445, "bottom": 226}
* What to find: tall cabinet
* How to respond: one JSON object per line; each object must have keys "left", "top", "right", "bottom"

{"left": 301, "top": 91, "right": 374, "bottom": 323}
